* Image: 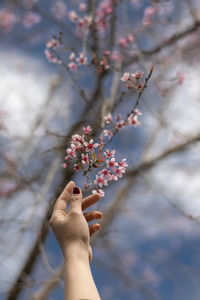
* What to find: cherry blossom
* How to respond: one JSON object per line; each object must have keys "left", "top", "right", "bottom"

{"left": 121, "top": 72, "right": 130, "bottom": 82}
{"left": 92, "top": 189, "right": 105, "bottom": 197}
{"left": 79, "top": 3, "right": 87, "bottom": 12}
{"left": 103, "top": 129, "right": 113, "bottom": 139}
{"left": 104, "top": 113, "right": 112, "bottom": 124}
{"left": 23, "top": 12, "right": 41, "bottom": 28}
{"left": 118, "top": 158, "right": 128, "bottom": 168}
{"left": 69, "top": 52, "right": 76, "bottom": 60}
{"left": 0, "top": 8, "right": 18, "bottom": 32}
{"left": 66, "top": 147, "right": 76, "bottom": 158}
{"left": 115, "top": 120, "right": 126, "bottom": 130}
{"left": 94, "top": 175, "right": 108, "bottom": 188}
{"left": 104, "top": 149, "right": 116, "bottom": 158}
{"left": 45, "top": 49, "right": 61, "bottom": 64}
{"left": 81, "top": 153, "right": 89, "bottom": 165}
{"left": 84, "top": 139, "right": 99, "bottom": 152}
{"left": 106, "top": 157, "right": 118, "bottom": 170}
{"left": 119, "top": 37, "right": 127, "bottom": 48}
{"left": 83, "top": 125, "right": 92, "bottom": 134}
{"left": 47, "top": 38, "right": 60, "bottom": 49}
{"left": 76, "top": 52, "right": 87, "bottom": 65}
{"left": 68, "top": 62, "right": 78, "bottom": 71}
{"left": 143, "top": 5, "right": 158, "bottom": 26}
{"left": 51, "top": 1, "right": 67, "bottom": 19}
{"left": 68, "top": 10, "right": 78, "bottom": 22}
{"left": 74, "top": 164, "right": 80, "bottom": 171}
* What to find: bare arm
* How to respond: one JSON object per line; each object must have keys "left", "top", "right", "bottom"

{"left": 50, "top": 181, "right": 102, "bottom": 300}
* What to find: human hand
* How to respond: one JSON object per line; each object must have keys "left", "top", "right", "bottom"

{"left": 49, "top": 181, "right": 102, "bottom": 261}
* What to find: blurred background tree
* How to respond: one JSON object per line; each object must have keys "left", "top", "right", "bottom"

{"left": 1, "top": 0, "right": 200, "bottom": 299}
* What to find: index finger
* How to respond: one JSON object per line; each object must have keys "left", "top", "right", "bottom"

{"left": 53, "top": 181, "right": 75, "bottom": 213}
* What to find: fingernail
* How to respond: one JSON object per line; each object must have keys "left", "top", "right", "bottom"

{"left": 73, "top": 186, "right": 80, "bottom": 194}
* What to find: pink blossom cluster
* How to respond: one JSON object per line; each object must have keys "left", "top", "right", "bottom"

{"left": 62, "top": 125, "right": 128, "bottom": 197}
{"left": 92, "top": 51, "right": 111, "bottom": 73}
{"left": 51, "top": 1, "right": 67, "bottom": 20}
{"left": 45, "top": 49, "right": 61, "bottom": 64}
{"left": 143, "top": 5, "right": 158, "bottom": 26}
{"left": 103, "top": 109, "right": 142, "bottom": 140}
{"left": 45, "top": 38, "right": 61, "bottom": 64}
{"left": 95, "top": 0, "right": 114, "bottom": 32}
{"left": 68, "top": 52, "right": 88, "bottom": 71}
{"left": 68, "top": 9, "right": 92, "bottom": 37}
{"left": 119, "top": 34, "right": 134, "bottom": 48}
{"left": 23, "top": 12, "right": 41, "bottom": 28}
{"left": 0, "top": 8, "right": 18, "bottom": 33}
{"left": 121, "top": 71, "right": 143, "bottom": 91}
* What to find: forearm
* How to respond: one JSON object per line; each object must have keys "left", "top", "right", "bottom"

{"left": 64, "top": 246, "right": 101, "bottom": 300}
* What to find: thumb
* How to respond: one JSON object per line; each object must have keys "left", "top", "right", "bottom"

{"left": 69, "top": 186, "right": 82, "bottom": 212}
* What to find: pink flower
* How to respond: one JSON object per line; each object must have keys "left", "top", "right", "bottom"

{"left": 83, "top": 125, "right": 92, "bottom": 134}
{"left": 66, "top": 147, "right": 76, "bottom": 158}
{"left": 23, "top": 12, "right": 41, "bottom": 28}
{"left": 76, "top": 52, "right": 87, "bottom": 65}
{"left": 118, "top": 158, "right": 128, "bottom": 168}
{"left": 109, "top": 172, "right": 118, "bottom": 181}
{"left": 131, "top": 71, "right": 143, "bottom": 80}
{"left": 143, "top": 5, "right": 157, "bottom": 26}
{"left": 114, "top": 167, "right": 123, "bottom": 178}
{"left": 115, "top": 120, "right": 125, "bottom": 130}
{"left": 121, "top": 72, "right": 130, "bottom": 82}
{"left": 72, "top": 134, "right": 84, "bottom": 144}
{"left": 45, "top": 49, "right": 61, "bottom": 64}
{"left": 74, "top": 164, "right": 80, "bottom": 171}
{"left": 128, "top": 113, "right": 140, "bottom": 127}
{"left": 127, "top": 34, "right": 134, "bottom": 43}
{"left": 79, "top": 3, "right": 87, "bottom": 12}
{"left": 0, "top": 8, "right": 18, "bottom": 33}
{"left": 51, "top": 1, "right": 67, "bottom": 19}
{"left": 134, "top": 109, "right": 142, "bottom": 115}
{"left": 68, "top": 10, "right": 78, "bottom": 22}
{"left": 68, "top": 62, "right": 78, "bottom": 71}
{"left": 98, "top": 168, "right": 111, "bottom": 180}
{"left": 119, "top": 37, "right": 127, "bottom": 48}
{"left": 69, "top": 52, "right": 76, "bottom": 60}
{"left": 81, "top": 153, "right": 89, "bottom": 165}
{"left": 92, "top": 189, "right": 105, "bottom": 197}
{"left": 106, "top": 157, "right": 118, "bottom": 170}
{"left": 84, "top": 139, "right": 99, "bottom": 152}
{"left": 104, "top": 149, "right": 116, "bottom": 158}
{"left": 47, "top": 38, "right": 59, "bottom": 49}
{"left": 104, "top": 113, "right": 112, "bottom": 124}
{"left": 94, "top": 175, "right": 108, "bottom": 188}
{"left": 103, "top": 129, "right": 113, "bottom": 139}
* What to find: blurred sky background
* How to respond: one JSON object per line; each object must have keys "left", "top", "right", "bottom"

{"left": 1, "top": 1, "right": 200, "bottom": 300}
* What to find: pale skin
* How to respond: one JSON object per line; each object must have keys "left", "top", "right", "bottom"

{"left": 49, "top": 181, "right": 102, "bottom": 300}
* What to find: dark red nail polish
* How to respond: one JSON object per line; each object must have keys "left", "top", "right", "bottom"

{"left": 73, "top": 186, "right": 80, "bottom": 194}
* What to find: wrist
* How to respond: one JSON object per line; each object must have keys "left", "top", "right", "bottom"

{"left": 63, "top": 242, "right": 90, "bottom": 262}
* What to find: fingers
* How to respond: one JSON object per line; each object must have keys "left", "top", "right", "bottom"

{"left": 82, "top": 193, "right": 101, "bottom": 211}
{"left": 69, "top": 186, "right": 83, "bottom": 212}
{"left": 53, "top": 181, "right": 75, "bottom": 213}
{"left": 84, "top": 210, "right": 103, "bottom": 222}
{"left": 89, "top": 223, "right": 101, "bottom": 236}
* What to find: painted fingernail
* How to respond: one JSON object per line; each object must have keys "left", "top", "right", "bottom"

{"left": 73, "top": 186, "right": 80, "bottom": 194}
